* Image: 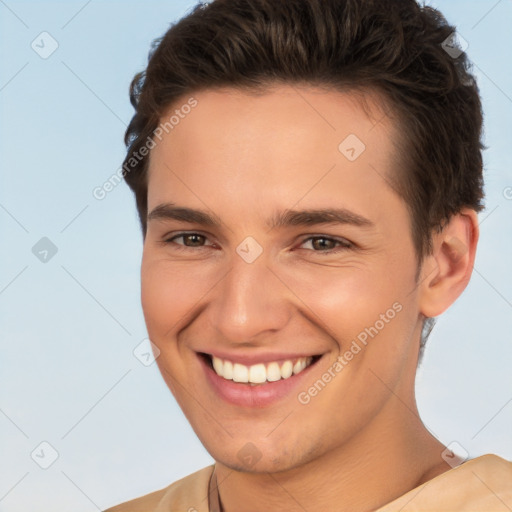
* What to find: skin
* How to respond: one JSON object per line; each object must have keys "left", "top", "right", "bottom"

{"left": 141, "top": 84, "right": 479, "bottom": 512}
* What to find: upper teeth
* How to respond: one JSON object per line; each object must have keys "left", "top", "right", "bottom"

{"left": 211, "top": 355, "right": 314, "bottom": 384}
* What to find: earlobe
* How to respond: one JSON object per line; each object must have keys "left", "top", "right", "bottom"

{"left": 418, "top": 209, "right": 479, "bottom": 318}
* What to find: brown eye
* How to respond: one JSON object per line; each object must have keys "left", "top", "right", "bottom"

{"left": 300, "top": 236, "right": 352, "bottom": 253}
{"left": 164, "top": 232, "right": 212, "bottom": 249}
{"left": 311, "top": 237, "right": 337, "bottom": 251}
{"left": 181, "top": 234, "right": 206, "bottom": 247}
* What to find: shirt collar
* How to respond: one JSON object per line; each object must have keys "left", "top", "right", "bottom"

{"left": 208, "top": 464, "right": 222, "bottom": 512}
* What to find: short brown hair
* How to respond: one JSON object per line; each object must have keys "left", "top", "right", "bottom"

{"left": 122, "top": 0, "right": 485, "bottom": 353}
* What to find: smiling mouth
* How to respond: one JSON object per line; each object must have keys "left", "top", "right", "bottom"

{"left": 199, "top": 353, "right": 322, "bottom": 385}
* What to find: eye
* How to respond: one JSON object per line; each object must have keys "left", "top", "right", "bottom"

{"left": 299, "top": 236, "right": 352, "bottom": 254}
{"left": 162, "top": 233, "right": 353, "bottom": 254}
{"left": 164, "top": 232, "right": 214, "bottom": 249}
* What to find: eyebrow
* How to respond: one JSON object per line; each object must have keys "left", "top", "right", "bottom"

{"left": 147, "top": 203, "right": 374, "bottom": 230}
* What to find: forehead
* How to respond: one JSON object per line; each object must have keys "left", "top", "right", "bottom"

{"left": 146, "top": 84, "right": 402, "bottom": 219}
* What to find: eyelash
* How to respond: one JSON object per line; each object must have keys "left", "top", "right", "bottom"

{"left": 163, "top": 232, "right": 353, "bottom": 255}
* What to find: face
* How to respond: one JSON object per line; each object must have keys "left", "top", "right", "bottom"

{"left": 141, "top": 85, "right": 424, "bottom": 473}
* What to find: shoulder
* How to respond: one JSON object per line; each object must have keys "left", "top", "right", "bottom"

{"left": 377, "top": 454, "right": 512, "bottom": 511}
{"left": 453, "top": 453, "right": 512, "bottom": 492}
{"left": 103, "top": 465, "right": 215, "bottom": 512}
{"left": 473, "top": 453, "right": 512, "bottom": 476}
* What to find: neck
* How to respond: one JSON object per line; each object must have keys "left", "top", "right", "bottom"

{"left": 214, "top": 397, "right": 451, "bottom": 512}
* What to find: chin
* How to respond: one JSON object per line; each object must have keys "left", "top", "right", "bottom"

{"left": 205, "top": 436, "right": 318, "bottom": 474}
{"left": 216, "top": 454, "right": 296, "bottom": 474}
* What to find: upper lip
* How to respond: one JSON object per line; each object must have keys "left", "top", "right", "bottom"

{"left": 198, "top": 350, "right": 322, "bottom": 366}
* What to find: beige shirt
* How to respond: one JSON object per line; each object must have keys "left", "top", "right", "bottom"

{"left": 104, "top": 454, "right": 512, "bottom": 511}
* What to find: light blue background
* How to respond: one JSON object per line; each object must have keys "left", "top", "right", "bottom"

{"left": 1, "top": 1, "right": 511, "bottom": 510}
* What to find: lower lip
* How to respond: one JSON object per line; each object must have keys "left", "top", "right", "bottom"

{"left": 198, "top": 354, "right": 320, "bottom": 408}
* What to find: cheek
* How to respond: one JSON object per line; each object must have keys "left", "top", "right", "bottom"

{"left": 141, "top": 243, "right": 416, "bottom": 349}
{"left": 278, "top": 259, "right": 405, "bottom": 333}
{"left": 140, "top": 256, "right": 216, "bottom": 336}
{"left": 277, "top": 257, "right": 417, "bottom": 385}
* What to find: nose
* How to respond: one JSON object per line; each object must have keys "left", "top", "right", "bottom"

{"left": 209, "top": 250, "right": 292, "bottom": 346}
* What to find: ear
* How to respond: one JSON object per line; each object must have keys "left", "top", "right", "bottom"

{"left": 418, "top": 209, "right": 479, "bottom": 318}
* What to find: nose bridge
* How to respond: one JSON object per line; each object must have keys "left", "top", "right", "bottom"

{"left": 211, "top": 250, "right": 289, "bottom": 343}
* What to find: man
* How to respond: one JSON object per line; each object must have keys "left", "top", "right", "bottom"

{"left": 105, "top": 0, "right": 512, "bottom": 510}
